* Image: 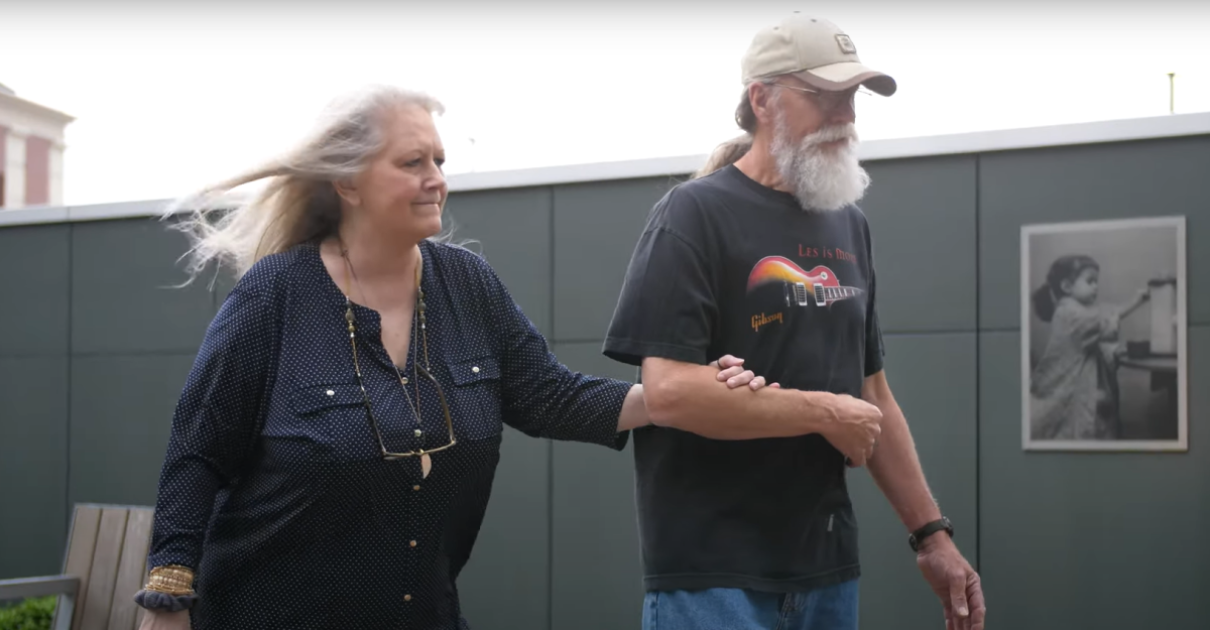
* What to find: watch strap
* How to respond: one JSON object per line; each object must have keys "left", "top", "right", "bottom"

{"left": 908, "top": 517, "right": 953, "bottom": 551}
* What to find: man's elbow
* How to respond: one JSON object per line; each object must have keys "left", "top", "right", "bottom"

{"left": 861, "top": 369, "right": 892, "bottom": 407}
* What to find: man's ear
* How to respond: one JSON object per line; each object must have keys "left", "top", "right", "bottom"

{"left": 750, "top": 82, "right": 776, "bottom": 126}
{"left": 332, "top": 178, "right": 360, "bottom": 208}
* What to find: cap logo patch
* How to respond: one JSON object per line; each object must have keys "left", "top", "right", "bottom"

{"left": 835, "top": 34, "right": 856, "bottom": 54}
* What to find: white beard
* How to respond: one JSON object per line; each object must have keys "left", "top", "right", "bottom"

{"left": 770, "top": 109, "right": 870, "bottom": 212}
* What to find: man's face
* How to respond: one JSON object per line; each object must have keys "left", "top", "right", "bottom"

{"left": 766, "top": 76, "right": 859, "bottom": 144}
{"left": 761, "top": 77, "right": 870, "bottom": 212}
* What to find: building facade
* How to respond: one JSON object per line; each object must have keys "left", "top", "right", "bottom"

{"left": 0, "top": 82, "right": 73, "bottom": 209}
{"left": 1, "top": 111, "right": 1208, "bottom": 630}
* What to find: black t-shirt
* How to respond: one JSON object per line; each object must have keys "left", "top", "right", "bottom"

{"left": 603, "top": 164, "right": 885, "bottom": 593}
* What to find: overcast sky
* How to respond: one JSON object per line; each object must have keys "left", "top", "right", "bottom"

{"left": 2, "top": 0, "right": 1208, "bottom": 207}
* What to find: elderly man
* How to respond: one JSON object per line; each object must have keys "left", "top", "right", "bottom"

{"left": 603, "top": 13, "right": 986, "bottom": 630}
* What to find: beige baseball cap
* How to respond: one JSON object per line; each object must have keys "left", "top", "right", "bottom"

{"left": 741, "top": 13, "right": 896, "bottom": 96}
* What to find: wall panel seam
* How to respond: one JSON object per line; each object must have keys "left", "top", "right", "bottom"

{"left": 65, "top": 222, "right": 74, "bottom": 545}
{"left": 68, "top": 349, "right": 204, "bottom": 359}
{"left": 0, "top": 351, "right": 71, "bottom": 358}
{"left": 545, "top": 185, "right": 555, "bottom": 630}
{"left": 551, "top": 338, "right": 609, "bottom": 347}
{"left": 878, "top": 329, "right": 980, "bottom": 337}
{"left": 973, "top": 153, "right": 982, "bottom": 573}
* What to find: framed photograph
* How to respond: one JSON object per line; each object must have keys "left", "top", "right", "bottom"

{"left": 1021, "top": 216, "right": 1187, "bottom": 452}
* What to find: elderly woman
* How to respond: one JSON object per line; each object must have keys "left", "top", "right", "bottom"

{"left": 133, "top": 85, "right": 774, "bottom": 630}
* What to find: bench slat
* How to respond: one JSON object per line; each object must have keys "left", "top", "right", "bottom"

{"left": 108, "top": 508, "right": 154, "bottom": 630}
{"left": 61, "top": 505, "right": 103, "bottom": 630}
{"left": 79, "top": 508, "right": 130, "bottom": 630}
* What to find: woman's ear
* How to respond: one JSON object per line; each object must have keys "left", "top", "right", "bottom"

{"left": 332, "top": 179, "right": 360, "bottom": 208}
{"left": 1059, "top": 278, "right": 1073, "bottom": 295}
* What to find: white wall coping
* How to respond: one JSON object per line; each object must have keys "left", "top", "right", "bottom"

{"left": 3, "top": 110, "right": 1208, "bottom": 228}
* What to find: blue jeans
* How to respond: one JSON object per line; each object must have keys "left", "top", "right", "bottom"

{"left": 642, "top": 579, "right": 859, "bottom": 630}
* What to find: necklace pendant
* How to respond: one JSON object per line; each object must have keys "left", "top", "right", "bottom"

{"left": 420, "top": 453, "right": 432, "bottom": 478}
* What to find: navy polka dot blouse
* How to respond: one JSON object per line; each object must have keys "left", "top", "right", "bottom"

{"left": 145, "top": 239, "right": 632, "bottom": 630}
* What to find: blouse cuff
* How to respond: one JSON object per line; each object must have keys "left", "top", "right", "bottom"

{"left": 597, "top": 380, "right": 634, "bottom": 451}
{"left": 134, "top": 589, "right": 198, "bottom": 612}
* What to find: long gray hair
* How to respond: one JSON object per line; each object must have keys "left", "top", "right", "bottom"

{"left": 694, "top": 78, "right": 775, "bottom": 179}
{"left": 164, "top": 84, "right": 446, "bottom": 284}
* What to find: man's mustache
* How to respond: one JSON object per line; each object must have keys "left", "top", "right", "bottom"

{"left": 802, "top": 124, "right": 859, "bottom": 146}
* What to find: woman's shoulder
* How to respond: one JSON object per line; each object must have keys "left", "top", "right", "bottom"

{"left": 231, "top": 242, "right": 322, "bottom": 304}
{"left": 424, "top": 239, "right": 499, "bottom": 285}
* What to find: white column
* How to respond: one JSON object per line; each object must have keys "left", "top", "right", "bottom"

{"left": 49, "top": 140, "right": 66, "bottom": 206}
{"left": 4, "top": 127, "right": 26, "bottom": 208}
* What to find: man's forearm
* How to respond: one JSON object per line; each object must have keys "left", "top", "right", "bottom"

{"left": 642, "top": 358, "right": 838, "bottom": 440}
{"left": 864, "top": 373, "right": 943, "bottom": 533}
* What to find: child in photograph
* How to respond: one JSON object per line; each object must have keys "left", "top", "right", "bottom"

{"left": 1029, "top": 254, "right": 1149, "bottom": 440}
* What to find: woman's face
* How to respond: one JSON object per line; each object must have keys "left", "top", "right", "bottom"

{"left": 341, "top": 104, "right": 447, "bottom": 240}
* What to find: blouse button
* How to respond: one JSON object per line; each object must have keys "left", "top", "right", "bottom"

{"left": 325, "top": 389, "right": 334, "bottom": 396}
{"left": 472, "top": 366, "right": 480, "bottom": 374}
{"left": 404, "top": 594, "right": 412, "bottom": 602}
{"left": 414, "top": 429, "right": 423, "bottom": 437}
{"left": 413, "top": 485, "right": 420, "bottom": 491}
{"left": 410, "top": 540, "right": 417, "bottom": 548}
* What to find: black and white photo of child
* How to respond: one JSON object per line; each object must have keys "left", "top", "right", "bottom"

{"left": 1028, "top": 254, "right": 1150, "bottom": 440}
{"left": 1021, "top": 217, "right": 1187, "bottom": 451}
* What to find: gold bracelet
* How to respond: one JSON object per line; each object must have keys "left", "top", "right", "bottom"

{"left": 143, "top": 564, "right": 196, "bottom": 596}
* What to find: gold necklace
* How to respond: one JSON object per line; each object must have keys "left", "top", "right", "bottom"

{"left": 337, "top": 242, "right": 434, "bottom": 477}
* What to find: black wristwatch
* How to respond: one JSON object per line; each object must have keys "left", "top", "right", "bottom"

{"left": 908, "top": 517, "right": 953, "bottom": 552}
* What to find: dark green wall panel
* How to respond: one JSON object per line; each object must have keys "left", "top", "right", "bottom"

{"left": 0, "top": 356, "right": 68, "bottom": 578}
{"left": 847, "top": 332, "right": 979, "bottom": 630}
{"left": 456, "top": 427, "right": 551, "bottom": 630}
{"left": 446, "top": 188, "right": 554, "bottom": 336}
{"left": 979, "top": 136, "right": 1210, "bottom": 330}
{"left": 1, "top": 130, "right": 1207, "bottom": 630}
{"left": 978, "top": 328, "right": 1210, "bottom": 629}
{"left": 549, "top": 342, "right": 643, "bottom": 630}
{"left": 71, "top": 219, "right": 212, "bottom": 355}
{"left": 68, "top": 353, "right": 196, "bottom": 507}
{"left": 553, "top": 177, "right": 678, "bottom": 342}
{"left": 210, "top": 268, "right": 238, "bottom": 316}
{"left": 860, "top": 156, "right": 978, "bottom": 333}
{"left": 0, "top": 224, "right": 69, "bottom": 356}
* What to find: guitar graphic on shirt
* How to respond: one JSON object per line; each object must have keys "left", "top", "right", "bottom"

{"left": 746, "top": 256, "right": 863, "bottom": 308}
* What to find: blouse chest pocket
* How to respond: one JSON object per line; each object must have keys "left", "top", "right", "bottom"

{"left": 284, "top": 383, "right": 377, "bottom": 460}
{"left": 291, "top": 384, "right": 366, "bottom": 415}
{"left": 447, "top": 355, "right": 504, "bottom": 441}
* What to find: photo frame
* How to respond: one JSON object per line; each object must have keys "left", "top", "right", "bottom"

{"left": 1020, "top": 216, "right": 1187, "bottom": 452}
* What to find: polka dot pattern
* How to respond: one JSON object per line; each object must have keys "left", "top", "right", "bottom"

{"left": 145, "top": 240, "right": 632, "bottom": 629}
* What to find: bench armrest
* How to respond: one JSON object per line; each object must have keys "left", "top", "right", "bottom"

{"left": 0, "top": 575, "right": 79, "bottom": 601}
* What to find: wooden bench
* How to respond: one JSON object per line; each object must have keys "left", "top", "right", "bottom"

{"left": 0, "top": 504, "right": 154, "bottom": 630}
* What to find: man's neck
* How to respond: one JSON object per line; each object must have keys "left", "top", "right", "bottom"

{"left": 734, "top": 133, "right": 790, "bottom": 193}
